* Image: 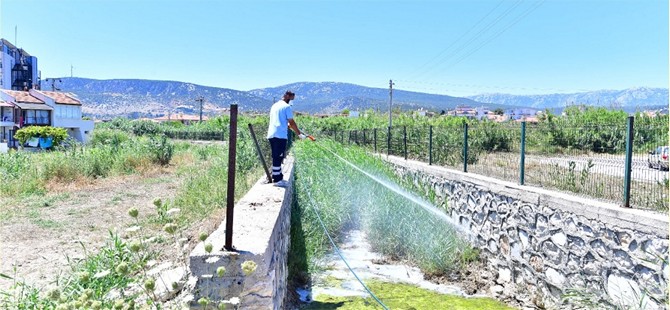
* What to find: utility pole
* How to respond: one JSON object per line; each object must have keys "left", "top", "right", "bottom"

{"left": 389, "top": 79, "right": 394, "bottom": 127}
{"left": 195, "top": 96, "right": 204, "bottom": 122}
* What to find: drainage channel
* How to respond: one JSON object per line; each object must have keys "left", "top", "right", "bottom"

{"left": 292, "top": 143, "right": 515, "bottom": 309}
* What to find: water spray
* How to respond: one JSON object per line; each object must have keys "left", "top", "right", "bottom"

{"left": 314, "top": 143, "right": 472, "bottom": 238}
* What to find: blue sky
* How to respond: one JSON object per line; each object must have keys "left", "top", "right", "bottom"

{"left": 1, "top": 0, "right": 667, "bottom": 96}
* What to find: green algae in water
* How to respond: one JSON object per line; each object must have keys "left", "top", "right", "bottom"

{"left": 301, "top": 280, "right": 515, "bottom": 310}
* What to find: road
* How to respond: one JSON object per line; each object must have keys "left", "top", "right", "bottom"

{"left": 525, "top": 154, "right": 668, "bottom": 183}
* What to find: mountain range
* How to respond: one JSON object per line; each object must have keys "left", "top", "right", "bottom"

{"left": 40, "top": 78, "right": 668, "bottom": 118}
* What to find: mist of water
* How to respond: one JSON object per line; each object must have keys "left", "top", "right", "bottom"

{"left": 324, "top": 147, "right": 471, "bottom": 237}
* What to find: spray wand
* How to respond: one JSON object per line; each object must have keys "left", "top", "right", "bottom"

{"left": 299, "top": 133, "right": 316, "bottom": 141}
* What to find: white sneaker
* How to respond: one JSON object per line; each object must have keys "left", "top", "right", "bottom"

{"left": 273, "top": 180, "right": 289, "bottom": 188}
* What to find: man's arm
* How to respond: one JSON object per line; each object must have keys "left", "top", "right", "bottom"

{"left": 288, "top": 119, "right": 301, "bottom": 136}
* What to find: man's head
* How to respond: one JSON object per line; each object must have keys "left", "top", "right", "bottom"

{"left": 283, "top": 91, "right": 295, "bottom": 103}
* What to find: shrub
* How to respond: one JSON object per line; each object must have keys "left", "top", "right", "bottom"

{"left": 14, "top": 126, "right": 68, "bottom": 147}
{"left": 148, "top": 135, "right": 174, "bottom": 166}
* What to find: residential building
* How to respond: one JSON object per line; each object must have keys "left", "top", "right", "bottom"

{"left": 448, "top": 106, "right": 491, "bottom": 119}
{"left": 153, "top": 114, "right": 209, "bottom": 125}
{"left": 0, "top": 39, "right": 39, "bottom": 91}
{"left": 30, "top": 90, "right": 94, "bottom": 142}
{"left": 0, "top": 89, "right": 94, "bottom": 149}
{"left": 505, "top": 108, "right": 539, "bottom": 120}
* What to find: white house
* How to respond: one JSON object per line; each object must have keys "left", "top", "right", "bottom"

{"left": 0, "top": 89, "right": 94, "bottom": 151}
{"left": 29, "top": 90, "right": 94, "bottom": 143}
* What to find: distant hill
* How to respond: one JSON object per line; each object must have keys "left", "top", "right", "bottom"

{"left": 46, "top": 78, "right": 269, "bottom": 118}
{"left": 41, "top": 78, "right": 668, "bottom": 118}
{"left": 248, "top": 82, "right": 481, "bottom": 114}
{"left": 467, "top": 87, "right": 669, "bottom": 113}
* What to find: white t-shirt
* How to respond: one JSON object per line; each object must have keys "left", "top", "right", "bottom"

{"left": 266, "top": 100, "right": 293, "bottom": 139}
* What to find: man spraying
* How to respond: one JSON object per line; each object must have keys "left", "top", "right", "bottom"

{"left": 266, "top": 90, "right": 313, "bottom": 187}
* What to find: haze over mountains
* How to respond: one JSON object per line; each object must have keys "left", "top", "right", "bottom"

{"left": 43, "top": 78, "right": 668, "bottom": 118}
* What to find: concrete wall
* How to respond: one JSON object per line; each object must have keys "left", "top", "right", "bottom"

{"left": 189, "top": 158, "right": 294, "bottom": 309}
{"left": 385, "top": 155, "right": 668, "bottom": 310}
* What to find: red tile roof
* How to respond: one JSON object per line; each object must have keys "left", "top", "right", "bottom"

{"left": 38, "top": 90, "right": 81, "bottom": 105}
{"left": 1, "top": 90, "right": 44, "bottom": 104}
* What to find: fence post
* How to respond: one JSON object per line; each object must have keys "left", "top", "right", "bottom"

{"left": 463, "top": 122, "right": 468, "bottom": 173}
{"left": 403, "top": 126, "right": 407, "bottom": 160}
{"left": 224, "top": 104, "right": 238, "bottom": 250}
{"left": 429, "top": 125, "right": 433, "bottom": 165}
{"left": 374, "top": 128, "right": 378, "bottom": 153}
{"left": 520, "top": 121, "right": 527, "bottom": 185}
{"left": 387, "top": 126, "right": 391, "bottom": 156}
{"left": 623, "top": 116, "right": 634, "bottom": 208}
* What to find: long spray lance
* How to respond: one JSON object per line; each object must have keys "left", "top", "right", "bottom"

{"left": 299, "top": 132, "right": 316, "bottom": 141}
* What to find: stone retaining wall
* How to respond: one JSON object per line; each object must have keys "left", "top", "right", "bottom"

{"left": 189, "top": 158, "right": 294, "bottom": 309}
{"left": 385, "top": 155, "right": 668, "bottom": 309}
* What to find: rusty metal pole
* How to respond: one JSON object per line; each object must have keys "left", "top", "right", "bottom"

{"left": 224, "top": 104, "right": 238, "bottom": 251}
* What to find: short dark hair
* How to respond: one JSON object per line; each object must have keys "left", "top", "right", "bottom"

{"left": 285, "top": 91, "right": 295, "bottom": 96}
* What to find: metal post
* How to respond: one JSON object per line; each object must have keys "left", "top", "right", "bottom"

{"left": 389, "top": 79, "right": 394, "bottom": 128}
{"left": 463, "top": 122, "right": 468, "bottom": 173}
{"left": 224, "top": 104, "right": 238, "bottom": 250}
{"left": 374, "top": 128, "right": 378, "bottom": 153}
{"left": 520, "top": 121, "right": 527, "bottom": 185}
{"left": 195, "top": 96, "right": 204, "bottom": 122}
{"left": 623, "top": 116, "right": 634, "bottom": 208}
{"left": 248, "top": 123, "right": 272, "bottom": 183}
{"left": 403, "top": 126, "right": 407, "bottom": 160}
{"left": 387, "top": 126, "right": 391, "bottom": 156}
{"left": 429, "top": 125, "right": 433, "bottom": 165}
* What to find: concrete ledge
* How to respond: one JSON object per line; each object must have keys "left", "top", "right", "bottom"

{"left": 189, "top": 157, "right": 294, "bottom": 309}
{"left": 384, "top": 155, "right": 669, "bottom": 238}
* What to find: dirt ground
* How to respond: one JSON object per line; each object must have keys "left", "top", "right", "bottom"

{"left": 0, "top": 169, "right": 223, "bottom": 293}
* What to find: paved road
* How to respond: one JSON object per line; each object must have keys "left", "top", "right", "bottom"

{"left": 525, "top": 154, "right": 668, "bottom": 183}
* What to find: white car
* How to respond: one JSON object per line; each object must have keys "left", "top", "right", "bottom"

{"left": 648, "top": 146, "right": 669, "bottom": 171}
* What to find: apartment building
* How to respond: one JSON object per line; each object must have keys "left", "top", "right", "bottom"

{"left": 0, "top": 39, "right": 94, "bottom": 152}
{"left": 0, "top": 39, "right": 38, "bottom": 91}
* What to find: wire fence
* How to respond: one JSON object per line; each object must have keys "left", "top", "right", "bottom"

{"left": 317, "top": 118, "right": 669, "bottom": 211}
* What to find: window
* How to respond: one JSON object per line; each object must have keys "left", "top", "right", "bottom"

{"left": 38, "top": 110, "right": 49, "bottom": 124}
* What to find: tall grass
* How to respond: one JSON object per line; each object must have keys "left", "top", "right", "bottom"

{"left": 291, "top": 139, "right": 470, "bottom": 283}
{"left": 0, "top": 130, "right": 176, "bottom": 197}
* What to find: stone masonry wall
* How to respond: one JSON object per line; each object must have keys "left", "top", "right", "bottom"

{"left": 386, "top": 156, "right": 668, "bottom": 310}
{"left": 189, "top": 158, "right": 294, "bottom": 309}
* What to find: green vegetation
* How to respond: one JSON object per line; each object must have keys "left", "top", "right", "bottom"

{"left": 295, "top": 108, "right": 668, "bottom": 210}
{"left": 290, "top": 139, "right": 474, "bottom": 296}
{"left": 14, "top": 126, "right": 69, "bottom": 147}
{"left": 301, "top": 280, "right": 515, "bottom": 310}
{"left": 0, "top": 121, "right": 268, "bottom": 308}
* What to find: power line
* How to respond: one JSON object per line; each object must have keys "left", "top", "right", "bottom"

{"left": 409, "top": 0, "right": 547, "bottom": 86}
{"left": 446, "top": 0, "right": 547, "bottom": 70}
{"left": 408, "top": 0, "right": 506, "bottom": 79}
{"left": 395, "top": 79, "right": 591, "bottom": 95}
{"left": 410, "top": 0, "right": 525, "bottom": 80}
